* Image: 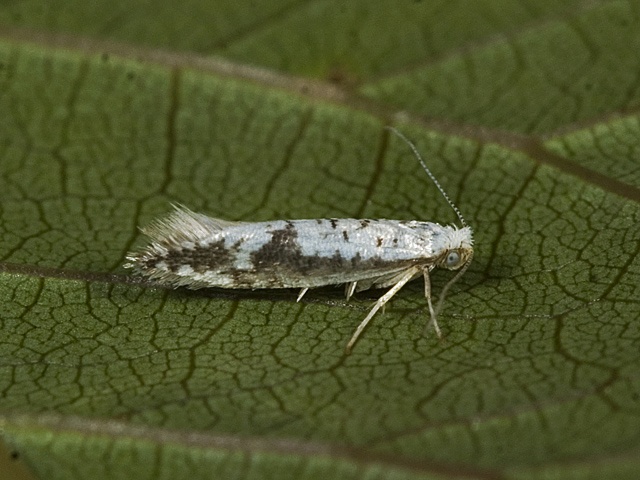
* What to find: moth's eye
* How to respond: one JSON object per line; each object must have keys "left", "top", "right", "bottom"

{"left": 446, "top": 251, "right": 461, "bottom": 268}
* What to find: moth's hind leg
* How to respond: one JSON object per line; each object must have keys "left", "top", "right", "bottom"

{"left": 297, "top": 288, "right": 309, "bottom": 302}
{"left": 344, "top": 282, "right": 357, "bottom": 301}
{"left": 345, "top": 267, "right": 420, "bottom": 354}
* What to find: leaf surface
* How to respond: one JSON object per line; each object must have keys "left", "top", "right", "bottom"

{"left": 0, "top": 2, "right": 639, "bottom": 479}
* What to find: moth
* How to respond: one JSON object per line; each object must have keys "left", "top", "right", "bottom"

{"left": 125, "top": 127, "right": 474, "bottom": 353}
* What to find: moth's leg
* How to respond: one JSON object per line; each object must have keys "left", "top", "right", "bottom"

{"left": 345, "top": 282, "right": 357, "bottom": 301}
{"left": 423, "top": 270, "right": 442, "bottom": 338}
{"left": 345, "top": 267, "right": 419, "bottom": 354}
{"left": 297, "top": 288, "right": 309, "bottom": 302}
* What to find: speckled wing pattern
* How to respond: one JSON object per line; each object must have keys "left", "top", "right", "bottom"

{"left": 126, "top": 206, "right": 465, "bottom": 289}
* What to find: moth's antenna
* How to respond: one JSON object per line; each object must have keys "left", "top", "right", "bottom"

{"left": 385, "top": 126, "right": 467, "bottom": 228}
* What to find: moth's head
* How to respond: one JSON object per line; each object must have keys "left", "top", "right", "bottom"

{"left": 435, "top": 226, "right": 474, "bottom": 270}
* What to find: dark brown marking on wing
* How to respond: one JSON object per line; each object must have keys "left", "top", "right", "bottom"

{"left": 343, "top": 230, "right": 349, "bottom": 242}
{"left": 247, "top": 222, "right": 413, "bottom": 282}
{"left": 162, "top": 239, "right": 235, "bottom": 273}
{"left": 250, "top": 222, "right": 300, "bottom": 269}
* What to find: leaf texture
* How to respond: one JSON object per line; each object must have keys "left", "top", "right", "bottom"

{"left": 0, "top": 1, "right": 639, "bottom": 479}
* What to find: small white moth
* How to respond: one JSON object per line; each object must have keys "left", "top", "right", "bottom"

{"left": 125, "top": 127, "right": 473, "bottom": 353}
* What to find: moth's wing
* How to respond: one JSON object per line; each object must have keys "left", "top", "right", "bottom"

{"left": 140, "top": 204, "right": 242, "bottom": 245}
{"left": 173, "top": 204, "right": 240, "bottom": 230}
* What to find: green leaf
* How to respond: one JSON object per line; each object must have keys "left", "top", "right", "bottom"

{"left": 1, "top": 2, "right": 639, "bottom": 480}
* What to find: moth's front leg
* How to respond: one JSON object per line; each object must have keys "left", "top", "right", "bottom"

{"left": 423, "top": 269, "right": 442, "bottom": 338}
{"left": 345, "top": 267, "right": 420, "bottom": 354}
